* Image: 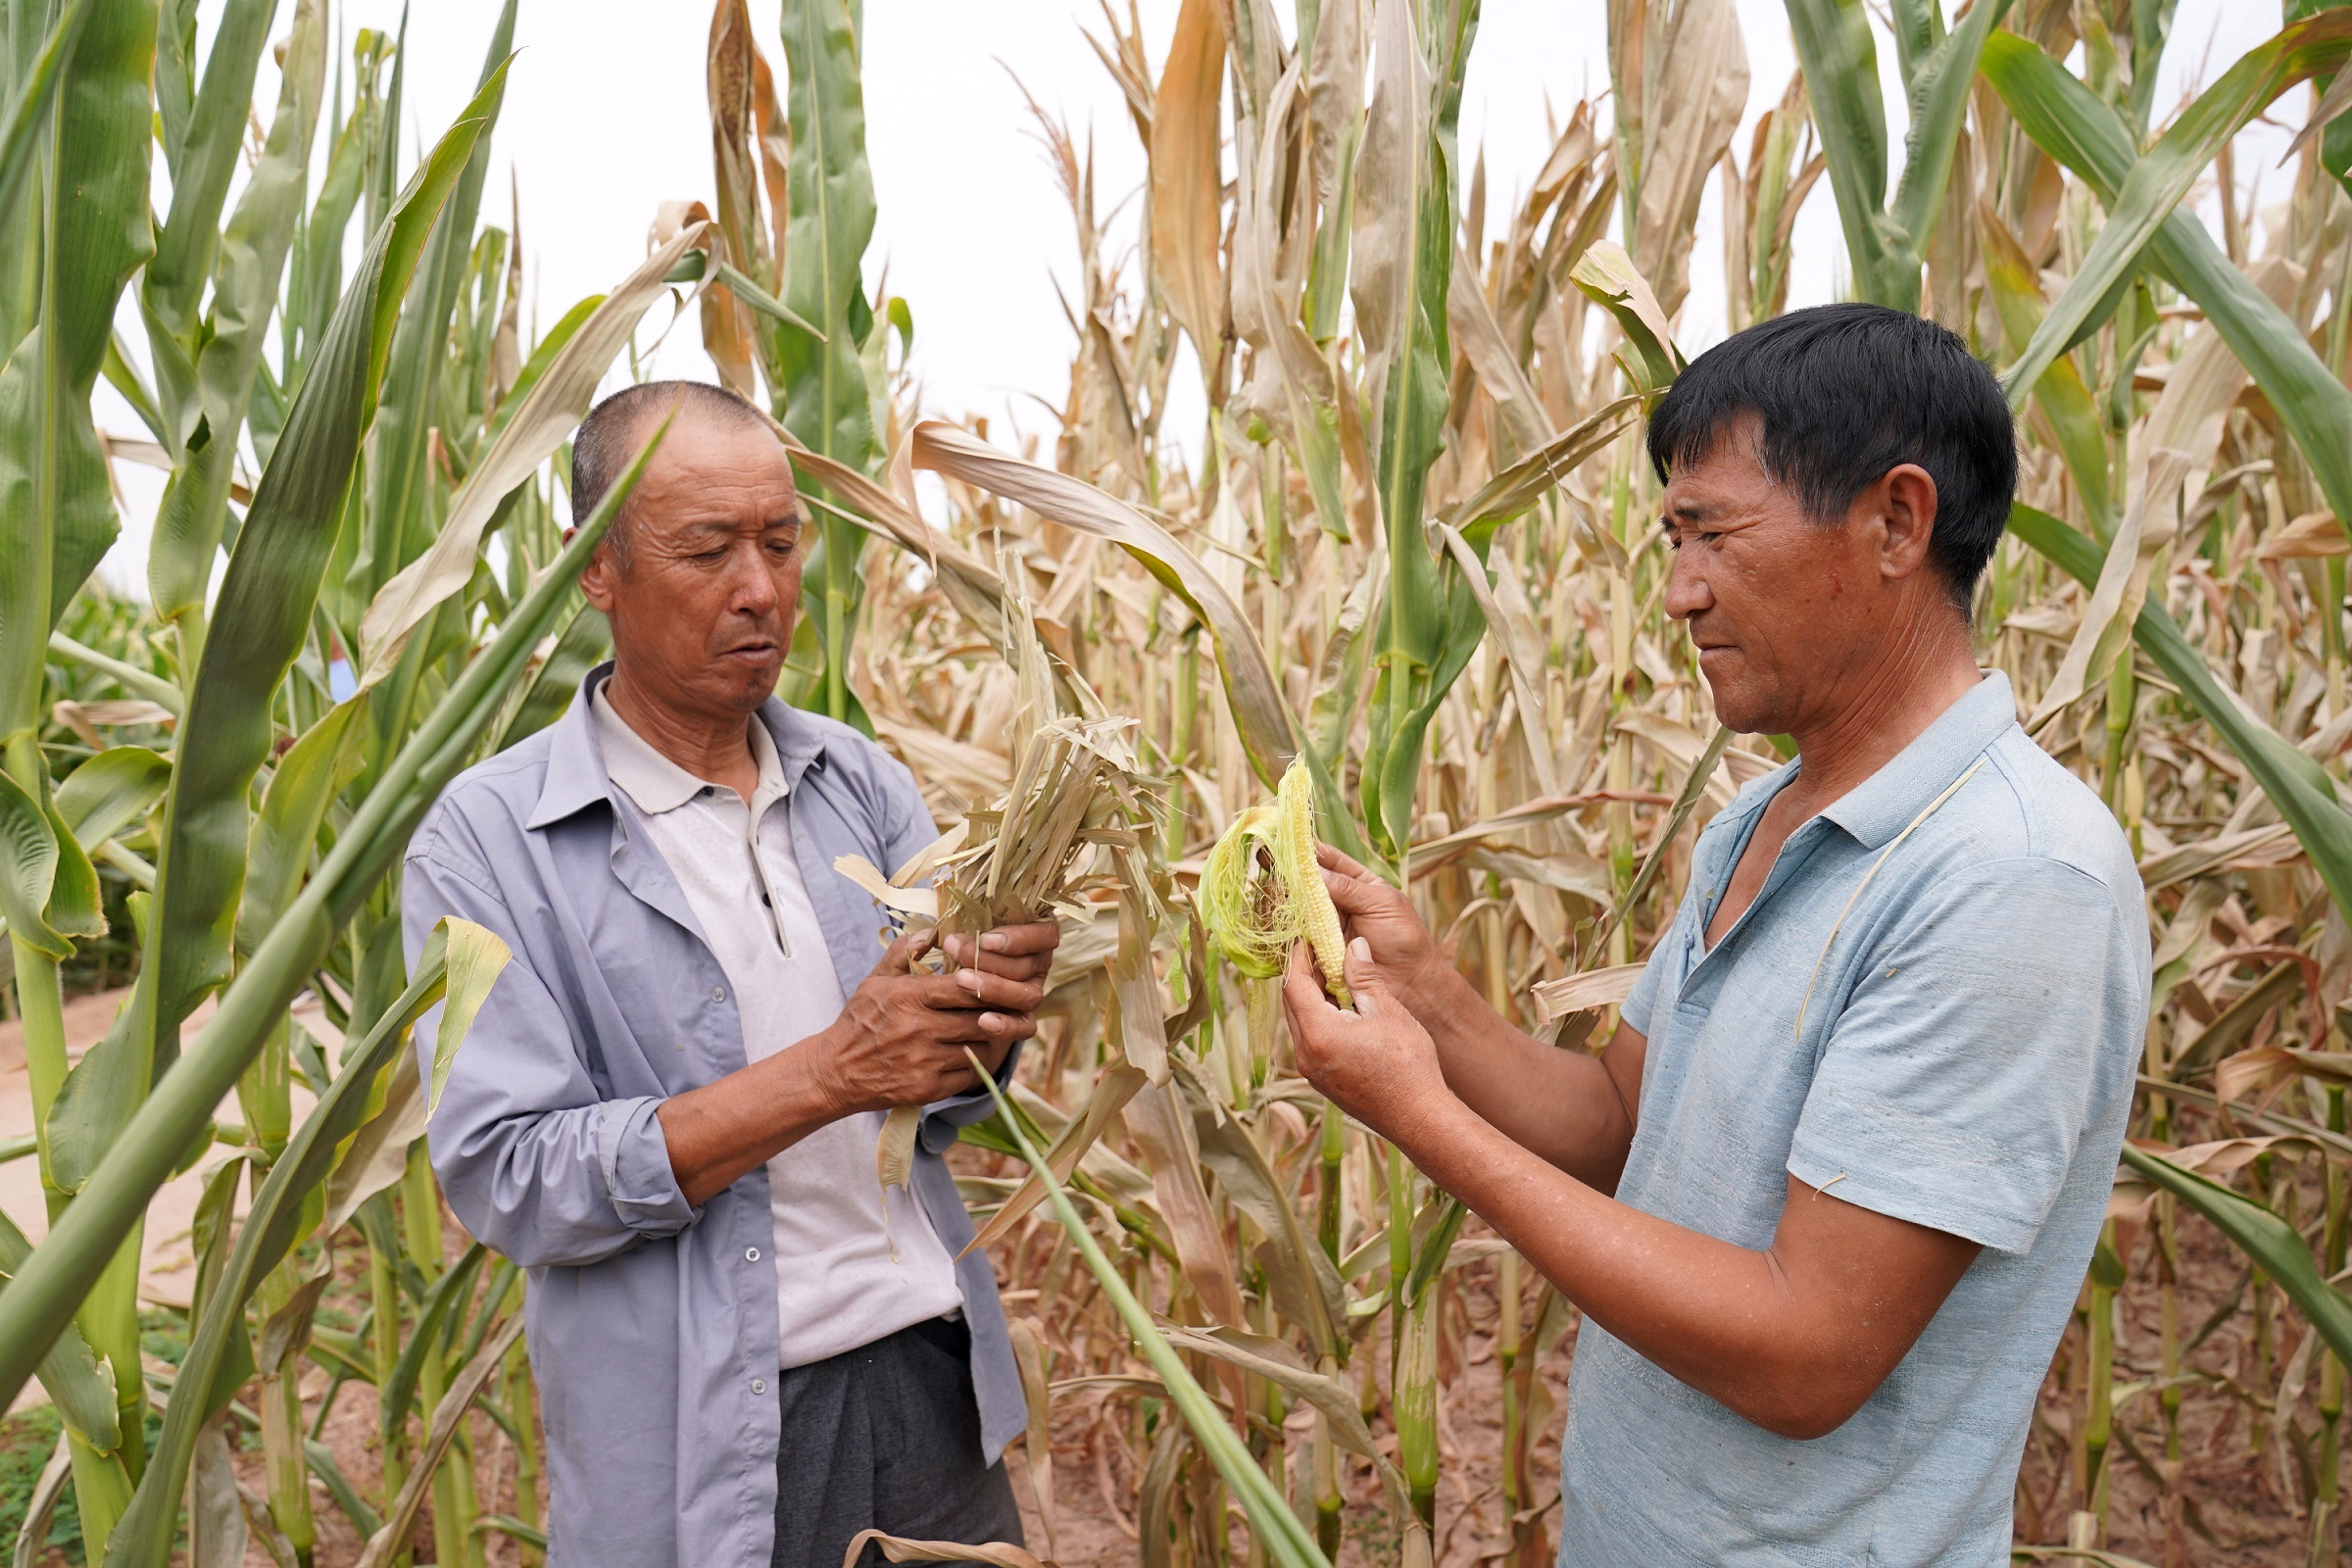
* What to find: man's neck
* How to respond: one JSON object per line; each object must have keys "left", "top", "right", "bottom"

{"left": 1783, "top": 610, "right": 1983, "bottom": 813}
{"left": 602, "top": 667, "right": 761, "bottom": 800}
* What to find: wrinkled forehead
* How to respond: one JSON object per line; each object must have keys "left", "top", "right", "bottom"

{"left": 631, "top": 411, "right": 799, "bottom": 516}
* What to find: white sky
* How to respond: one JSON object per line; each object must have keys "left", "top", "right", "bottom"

{"left": 96, "top": 0, "right": 2298, "bottom": 594}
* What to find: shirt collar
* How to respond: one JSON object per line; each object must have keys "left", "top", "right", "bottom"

{"left": 1816, "top": 670, "right": 2018, "bottom": 849}
{"left": 527, "top": 662, "right": 833, "bottom": 830}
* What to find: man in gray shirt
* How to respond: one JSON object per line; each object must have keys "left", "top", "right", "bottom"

{"left": 405, "top": 382, "right": 1055, "bottom": 1567}
{"left": 1285, "top": 306, "right": 2148, "bottom": 1563}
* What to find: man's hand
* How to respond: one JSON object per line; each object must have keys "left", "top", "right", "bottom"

{"left": 659, "top": 920, "right": 1056, "bottom": 1207}
{"left": 1314, "top": 846, "right": 1452, "bottom": 1014}
{"left": 941, "top": 919, "right": 1060, "bottom": 989}
{"left": 809, "top": 925, "right": 1052, "bottom": 1115}
{"left": 1282, "top": 935, "right": 1452, "bottom": 1139}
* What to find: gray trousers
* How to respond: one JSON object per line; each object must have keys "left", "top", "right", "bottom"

{"left": 771, "top": 1314, "right": 1024, "bottom": 1568}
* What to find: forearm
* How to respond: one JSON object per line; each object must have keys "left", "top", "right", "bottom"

{"left": 657, "top": 1032, "right": 850, "bottom": 1206}
{"left": 1405, "top": 965, "right": 1636, "bottom": 1191}
{"left": 1389, "top": 1093, "right": 1845, "bottom": 1438}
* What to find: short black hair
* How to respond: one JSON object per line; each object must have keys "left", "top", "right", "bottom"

{"left": 1645, "top": 304, "right": 2017, "bottom": 612}
{"left": 569, "top": 379, "right": 775, "bottom": 567}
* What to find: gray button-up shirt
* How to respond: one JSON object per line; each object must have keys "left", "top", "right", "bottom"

{"left": 402, "top": 665, "right": 1023, "bottom": 1568}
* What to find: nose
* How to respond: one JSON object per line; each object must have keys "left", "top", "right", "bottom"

{"left": 1664, "top": 544, "right": 1712, "bottom": 622}
{"left": 728, "top": 542, "right": 780, "bottom": 615}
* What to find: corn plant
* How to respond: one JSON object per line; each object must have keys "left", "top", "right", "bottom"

{"left": 721, "top": 0, "right": 2352, "bottom": 1559}
{"left": 13, "top": 0, "right": 2352, "bottom": 1560}
{"left": 0, "top": 4, "right": 705, "bottom": 1564}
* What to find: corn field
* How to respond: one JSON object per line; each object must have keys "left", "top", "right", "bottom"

{"left": 4, "top": 0, "right": 2352, "bottom": 1562}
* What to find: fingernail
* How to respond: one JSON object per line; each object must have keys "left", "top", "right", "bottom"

{"left": 956, "top": 968, "right": 982, "bottom": 990}
{"left": 1350, "top": 937, "right": 1371, "bottom": 961}
{"left": 979, "top": 1012, "right": 1004, "bottom": 1031}
{"left": 981, "top": 931, "right": 1008, "bottom": 952}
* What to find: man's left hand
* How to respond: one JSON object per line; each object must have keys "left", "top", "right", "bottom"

{"left": 1283, "top": 935, "right": 1450, "bottom": 1138}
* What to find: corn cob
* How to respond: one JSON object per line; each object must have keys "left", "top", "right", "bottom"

{"left": 1277, "top": 760, "right": 1351, "bottom": 1007}
{"left": 1200, "top": 760, "right": 1351, "bottom": 1007}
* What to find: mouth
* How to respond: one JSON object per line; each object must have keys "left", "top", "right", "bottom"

{"left": 719, "top": 640, "right": 779, "bottom": 663}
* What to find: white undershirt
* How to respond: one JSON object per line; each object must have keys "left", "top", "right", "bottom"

{"left": 591, "top": 682, "right": 963, "bottom": 1367}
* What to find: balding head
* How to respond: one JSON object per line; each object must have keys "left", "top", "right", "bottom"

{"left": 570, "top": 379, "right": 779, "bottom": 570}
{"left": 573, "top": 380, "right": 806, "bottom": 730}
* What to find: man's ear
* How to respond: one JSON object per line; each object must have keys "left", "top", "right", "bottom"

{"left": 1874, "top": 464, "right": 1939, "bottom": 580}
{"left": 578, "top": 535, "right": 617, "bottom": 613}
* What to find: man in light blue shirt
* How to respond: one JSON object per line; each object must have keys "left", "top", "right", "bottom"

{"left": 1283, "top": 305, "right": 2148, "bottom": 1564}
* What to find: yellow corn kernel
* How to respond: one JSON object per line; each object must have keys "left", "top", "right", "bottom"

{"left": 1278, "top": 759, "right": 1351, "bottom": 1007}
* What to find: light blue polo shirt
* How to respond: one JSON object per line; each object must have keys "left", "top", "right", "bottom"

{"left": 1558, "top": 672, "right": 2149, "bottom": 1567}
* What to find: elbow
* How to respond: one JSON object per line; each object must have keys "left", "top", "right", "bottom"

{"left": 1727, "top": 1362, "right": 1878, "bottom": 1442}
{"left": 1748, "top": 1397, "right": 1864, "bottom": 1444}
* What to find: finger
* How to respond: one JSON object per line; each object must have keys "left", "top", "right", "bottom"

{"left": 1343, "top": 936, "right": 1387, "bottom": 1016}
{"left": 1318, "top": 862, "right": 1396, "bottom": 917}
{"left": 979, "top": 919, "right": 1062, "bottom": 957}
{"left": 1282, "top": 941, "right": 1333, "bottom": 1023}
{"left": 949, "top": 967, "right": 1047, "bottom": 1012}
{"left": 872, "top": 927, "right": 936, "bottom": 977}
{"left": 1315, "top": 842, "right": 1376, "bottom": 881}
{"left": 974, "top": 1010, "right": 1040, "bottom": 1043}
{"left": 970, "top": 948, "right": 1053, "bottom": 984}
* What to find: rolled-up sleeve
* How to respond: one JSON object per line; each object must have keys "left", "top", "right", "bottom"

{"left": 405, "top": 816, "right": 698, "bottom": 1268}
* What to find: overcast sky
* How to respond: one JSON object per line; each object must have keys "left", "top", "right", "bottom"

{"left": 96, "top": 0, "right": 2297, "bottom": 593}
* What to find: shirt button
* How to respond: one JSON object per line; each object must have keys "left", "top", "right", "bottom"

{"left": 751, "top": 1378, "right": 767, "bottom": 1395}
{"left": 746, "top": 1247, "right": 760, "bottom": 1262}
{"left": 710, "top": 986, "right": 726, "bottom": 1003}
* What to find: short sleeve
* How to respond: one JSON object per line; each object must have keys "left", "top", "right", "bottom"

{"left": 1787, "top": 857, "right": 2146, "bottom": 1253}
{"left": 1621, "top": 892, "right": 1695, "bottom": 1039}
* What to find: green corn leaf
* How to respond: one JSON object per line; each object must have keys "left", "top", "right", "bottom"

{"left": 490, "top": 597, "right": 610, "bottom": 754}
{"left": 55, "top": 746, "right": 171, "bottom": 854}
{"left": 0, "top": 414, "right": 662, "bottom": 1421}
{"left": 714, "top": 257, "right": 827, "bottom": 341}
{"left": 968, "top": 1054, "right": 1337, "bottom": 1568}
{"left": 426, "top": 921, "right": 513, "bottom": 1120}
{"left": 378, "top": 1243, "right": 488, "bottom": 1448}
{"left": 0, "top": 764, "right": 70, "bottom": 958}
{"left": 2120, "top": 1143, "right": 2352, "bottom": 1368}
{"left": 2007, "top": 503, "right": 2352, "bottom": 920}
{"left": 0, "top": 0, "right": 157, "bottom": 742}
{"left": 477, "top": 293, "right": 602, "bottom": 452}
{"left": 234, "top": 695, "right": 368, "bottom": 962}
{"left": 349, "top": 4, "right": 518, "bottom": 613}
{"left": 1984, "top": 30, "right": 2352, "bottom": 539}
{"left": 134, "top": 62, "right": 507, "bottom": 1095}
{"left": 0, "top": 1208, "right": 120, "bottom": 1455}
{"left": 1568, "top": 243, "right": 1682, "bottom": 391}
{"left": 139, "top": 0, "right": 287, "bottom": 435}
{"left": 100, "top": 926, "right": 460, "bottom": 1568}
{"left": 145, "top": 0, "right": 328, "bottom": 630}
{"left": 1780, "top": 0, "right": 1916, "bottom": 307}
{"left": 1977, "top": 203, "right": 2115, "bottom": 534}
{"left": 2001, "top": 11, "right": 2352, "bottom": 406}
{"left": 354, "top": 223, "right": 703, "bottom": 685}
{"left": 1886, "top": 0, "right": 2012, "bottom": 259}
{"left": 777, "top": 0, "right": 882, "bottom": 724}
{"left": 0, "top": 0, "right": 98, "bottom": 245}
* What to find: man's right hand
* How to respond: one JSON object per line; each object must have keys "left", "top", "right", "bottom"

{"left": 1314, "top": 845, "right": 1456, "bottom": 1017}
{"left": 808, "top": 929, "right": 1045, "bottom": 1114}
